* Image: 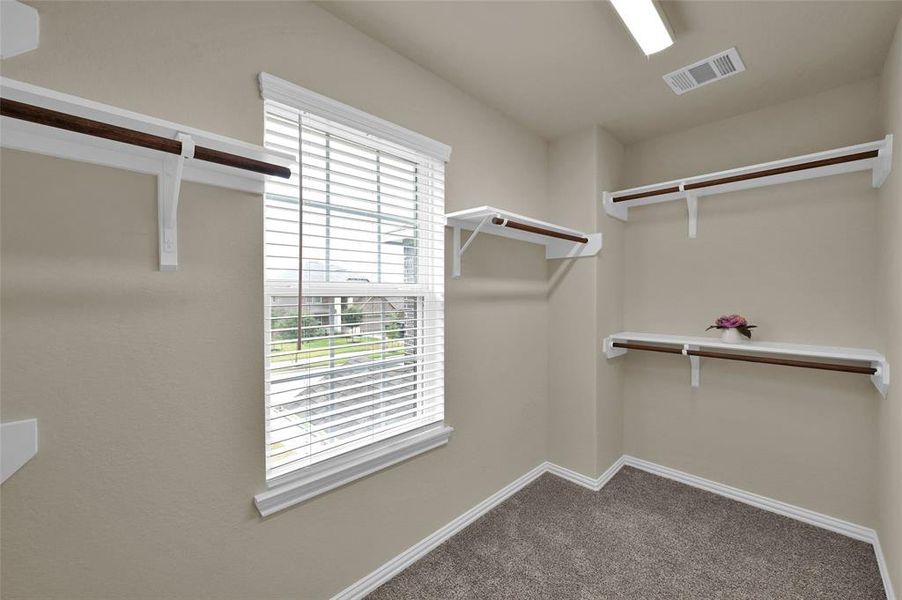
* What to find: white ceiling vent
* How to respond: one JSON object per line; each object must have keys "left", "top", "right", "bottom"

{"left": 663, "top": 48, "right": 745, "bottom": 95}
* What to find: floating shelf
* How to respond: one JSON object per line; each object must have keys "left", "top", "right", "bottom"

{"left": 1, "top": 419, "right": 38, "bottom": 484}
{"left": 445, "top": 205, "right": 601, "bottom": 278}
{"left": 603, "top": 331, "right": 889, "bottom": 397}
{"left": 0, "top": 77, "right": 294, "bottom": 270}
{"left": 602, "top": 135, "right": 894, "bottom": 238}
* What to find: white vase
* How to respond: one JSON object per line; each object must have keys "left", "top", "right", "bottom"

{"left": 720, "top": 328, "right": 744, "bottom": 344}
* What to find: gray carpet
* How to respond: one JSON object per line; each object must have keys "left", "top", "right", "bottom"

{"left": 368, "top": 467, "right": 885, "bottom": 599}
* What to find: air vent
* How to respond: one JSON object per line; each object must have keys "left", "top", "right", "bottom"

{"left": 664, "top": 47, "right": 745, "bottom": 95}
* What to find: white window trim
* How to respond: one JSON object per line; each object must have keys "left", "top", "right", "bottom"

{"left": 258, "top": 72, "right": 452, "bottom": 163}
{"left": 257, "top": 74, "right": 451, "bottom": 516}
{"left": 255, "top": 424, "right": 453, "bottom": 517}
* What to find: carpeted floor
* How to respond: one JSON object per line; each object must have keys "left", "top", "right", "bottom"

{"left": 367, "top": 466, "right": 886, "bottom": 599}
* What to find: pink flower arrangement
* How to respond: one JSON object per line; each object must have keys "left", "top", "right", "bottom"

{"left": 706, "top": 314, "right": 757, "bottom": 338}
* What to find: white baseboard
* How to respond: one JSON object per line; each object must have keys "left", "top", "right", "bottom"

{"left": 545, "top": 455, "right": 626, "bottom": 491}
{"left": 873, "top": 535, "right": 897, "bottom": 600}
{"left": 620, "top": 455, "right": 895, "bottom": 600}
{"left": 331, "top": 462, "right": 548, "bottom": 599}
{"left": 622, "top": 455, "right": 873, "bottom": 540}
{"left": 332, "top": 455, "right": 895, "bottom": 600}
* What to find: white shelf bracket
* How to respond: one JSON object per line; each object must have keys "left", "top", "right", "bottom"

{"left": 0, "top": 1, "right": 39, "bottom": 59}
{"left": 451, "top": 215, "right": 491, "bottom": 279}
{"left": 683, "top": 344, "right": 700, "bottom": 387}
{"left": 158, "top": 133, "right": 195, "bottom": 272}
{"left": 873, "top": 133, "right": 893, "bottom": 188}
{"left": 1, "top": 418, "right": 38, "bottom": 484}
{"left": 452, "top": 225, "right": 461, "bottom": 279}
{"left": 603, "top": 336, "right": 628, "bottom": 359}
{"left": 684, "top": 189, "right": 698, "bottom": 239}
{"left": 872, "top": 359, "right": 890, "bottom": 398}
{"left": 602, "top": 191, "right": 628, "bottom": 222}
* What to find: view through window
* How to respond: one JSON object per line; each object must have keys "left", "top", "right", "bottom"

{"left": 263, "top": 102, "right": 445, "bottom": 483}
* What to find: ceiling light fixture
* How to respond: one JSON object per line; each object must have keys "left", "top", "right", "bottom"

{"left": 610, "top": 0, "right": 673, "bottom": 56}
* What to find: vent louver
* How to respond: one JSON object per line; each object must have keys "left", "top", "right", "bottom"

{"left": 664, "top": 47, "right": 745, "bottom": 95}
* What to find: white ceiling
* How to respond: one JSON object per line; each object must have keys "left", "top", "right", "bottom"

{"left": 320, "top": 1, "right": 902, "bottom": 143}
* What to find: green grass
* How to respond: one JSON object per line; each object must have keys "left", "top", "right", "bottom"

{"left": 271, "top": 336, "right": 405, "bottom": 369}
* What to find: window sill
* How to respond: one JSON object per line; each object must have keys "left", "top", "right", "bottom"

{"left": 254, "top": 424, "right": 453, "bottom": 517}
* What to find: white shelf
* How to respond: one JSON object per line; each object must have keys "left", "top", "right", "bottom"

{"left": 603, "top": 331, "right": 889, "bottom": 397}
{"left": 0, "top": 77, "right": 295, "bottom": 270}
{"left": 445, "top": 205, "right": 601, "bottom": 278}
{"left": 602, "top": 135, "right": 894, "bottom": 238}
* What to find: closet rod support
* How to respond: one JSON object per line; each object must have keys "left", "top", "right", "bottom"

{"left": 873, "top": 134, "right": 893, "bottom": 188}
{"left": 452, "top": 215, "right": 491, "bottom": 279}
{"left": 684, "top": 189, "right": 698, "bottom": 239}
{"left": 683, "top": 343, "right": 700, "bottom": 387}
{"left": 602, "top": 191, "right": 628, "bottom": 222}
{"left": 158, "top": 132, "right": 194, "bottom": 272}
{"left": 872, "top": 360, "right": 890, "bottom": 398}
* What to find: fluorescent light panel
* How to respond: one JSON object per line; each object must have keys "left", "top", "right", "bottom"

{"left": 610, "top": 0, "right": 673, "bottom": 56}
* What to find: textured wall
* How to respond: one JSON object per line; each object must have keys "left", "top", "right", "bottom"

{"left": 545, "top": 125, "right": 624, "bottom": 478}
{"left": 0, "top": 2, "right": 549, "bottom": 598}
{"left": 1, "top": 2, "right": 898, "bottom": 598}
{"left": 619, "top": 79, "right": 884, "bottom": 526}
{"left": 546, "top": 127, "right": 601, "bottom": 475}
{"left": 877, "top": 14, "right": 902, "bottom": 596}
{"left": 594, "top": 127, "right": 625, "bottom": 471}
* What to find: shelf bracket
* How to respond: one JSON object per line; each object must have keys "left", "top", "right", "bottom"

{"left": 683, "top": 344, "right": 700, "bottom": 387}
{"left": 1, "top": 418, "right": 38, "bottom": 484}
{"left": 602, "top": 191, "right": 628, "bottom": 222}
{"left": 451, "top": 215, "right": 491, "bottom": 279}
{"left": 158, "top": 132, "right": 195, "bottom": 272}
{"left": 872, "top": 359, "right": 890, "bottom": 398}
{"left": 873, "top": 133, "right": 893, "bottom": 188}
{"left": 603, "top": 336, "right": 628, "bottom": 359}
{"left": 684, "top": 188, "right": 698, "bottom": 239}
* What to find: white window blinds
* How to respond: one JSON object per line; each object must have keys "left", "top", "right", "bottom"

{"left": 263, "top": 100, "right": 445, "bottom": 484}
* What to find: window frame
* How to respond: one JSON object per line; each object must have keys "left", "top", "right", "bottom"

{"left": 255, "top": 73, "right": 452, "bottom": 516}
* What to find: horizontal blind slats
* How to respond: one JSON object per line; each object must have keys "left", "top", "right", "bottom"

{"left": 263, "top": 99, "right": 445, "bottom": 481}
{"left": 268, "top": 383, "right": 446, "bottom": 446}
{"left": 267, "top": 344, "right": 445, "bottom": 376}
{"left": 267, "top": 356, "right": 445, "bottom": 398}
{"left": 268, "top": 397, "right": 445, "bottom": 461}
{"left": 267, "top": 412, "right": 444, "bottom": 478}
{"left": 267, "top": 369, "right": 444, "bottom": 415}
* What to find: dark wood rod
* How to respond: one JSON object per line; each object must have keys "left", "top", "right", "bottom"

{"left": 612, "top": 341, "right": 877, "bottom": 375}
{"left": 611, "top": 186, "right": 681, "bottom": 203}
{"left": 611, "top": 149, "right": 879, "bottom": 203}
{"left": 491, "top": 217, "right": 588, "bottom": 243}
{"left": 613, "top": 341, "right": 684, "bottom": 355}
{"left": 0, "top": 98, "right": 292, "bottom": 179}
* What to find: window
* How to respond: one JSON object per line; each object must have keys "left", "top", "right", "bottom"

{"left": 256, "top": 74, "right": 451, "bottom": 512}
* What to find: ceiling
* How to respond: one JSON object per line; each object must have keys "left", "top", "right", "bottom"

{"left": 319, "top": 1, "right": 902, "bottom": 143}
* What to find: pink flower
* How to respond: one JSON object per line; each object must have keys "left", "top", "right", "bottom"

{"left": 716, "top": 314, "right": 747, "bottom": 329}
{"left": 707, "top": 314, "right": 757, "bottom": 337}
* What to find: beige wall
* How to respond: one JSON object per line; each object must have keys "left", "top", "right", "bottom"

{"left": 0, "top": 2, "right": 549, "bottom": 599}
{"left": 619, "top": 79, "right": 884, "bottom": 526}
{"left": 877, "top": 14, "right": 902, "bottom": 595}
{"left": 545, "top": 125, "right": 624, "bottom": 478}
{"left": 1, "top": 2, "right": 898, "bottom": 598}
{"left": 547, "top": 127, "right": 600, "bottom": 475}
{"left": 594, "top": 127, "right": 625, "bottom": 471}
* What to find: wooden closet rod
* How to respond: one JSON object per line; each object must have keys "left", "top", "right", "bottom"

{"left": 0, "top": 98, "right": 292, "bottom": 179}
{"left": 611, "top": 341, "right": 877, "bottom": 375}
{"left": 491, "top": 217, "right": 589, "bottom": 243}
{"left": 611, "top": 149, "right": 879, "bottom": 203}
